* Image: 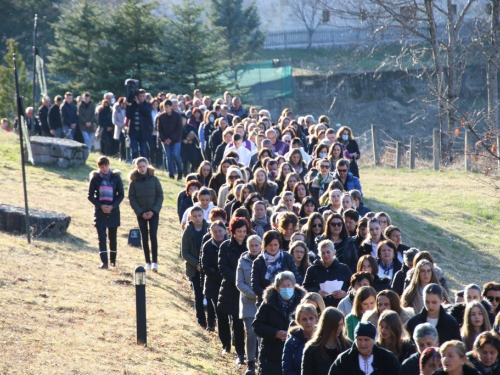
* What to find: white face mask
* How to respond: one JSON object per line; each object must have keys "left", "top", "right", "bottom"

{"left": 111, "top": 97, "right": 116, "bottom": 105}
{"left": 319, "top": 152, "right": 327, "bottom": 158}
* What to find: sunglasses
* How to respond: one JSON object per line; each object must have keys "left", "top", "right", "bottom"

{"left": 312, "top": 224, "right": 323, "bottom": 228}
{"left": 337, "top": 169, "right": 348, "bottom": 173}
{"left": 329, "top": 222, "right": 343, "bottom": 227}
{"left": 228, "top": 175, "right": 239, "bottom": 180}
{"left": 487, "top": 296, "right": 500, "bottom": 303}
{"left": 320, "top": 165, "right": 330, "bottom": 169}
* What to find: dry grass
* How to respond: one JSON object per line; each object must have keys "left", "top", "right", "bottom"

{"left": 0, "top": 133, "right": 240, "bottom": 374}
{"left": 0, "top": 132, "right": 499, "bottom": 373}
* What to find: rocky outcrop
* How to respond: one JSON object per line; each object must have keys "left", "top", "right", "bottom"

{"left": 0, "top": 204, "right": 71, "bottom": 237}
{"left": 29, "top": 136, "right": 89, "bottom": 168}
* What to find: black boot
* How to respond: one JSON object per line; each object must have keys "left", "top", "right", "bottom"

{"left": 245, "top": 361, "right": 255, "bottom": 375}
{"left": 99, "top": 251, "right": 108, "bottom": 268}
{"left": 110, "top": 250, "right": 117, "bottom": 267}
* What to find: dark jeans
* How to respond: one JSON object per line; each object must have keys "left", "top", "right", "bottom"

{"left": 149, "top": 135, "right": 163, "bottom": 169}
{"left": 130, "top": 131, "right": 149, "bottom": 159}
{"left": 96, "top": 226, "right": 117, "bottom": 265}
{"left": 182, "top": 160, "right": 200, "bottom": 178}
{"left": 118, "top": 131, "right": 126, "bottom": 161}
{"left": 137, "top": 213, "right": 159, "bottom": 264}
{"left": 191, "top": 271, "right": 207, "bottom": 327}
{"left": 102, "top": 129, "right": 114, "bottom": 156}
{"left": 206, "top": 296, "right": 217, "bottom": 328}
{"left": 217, "top": 311, "right": 245, "bottom": 356}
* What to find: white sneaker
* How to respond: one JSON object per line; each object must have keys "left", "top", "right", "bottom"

{"left": 152, "top": 263, "right": 158, "bottom": 272}
{"left": 145, "top": 263, "right": 152, "bottom": 270}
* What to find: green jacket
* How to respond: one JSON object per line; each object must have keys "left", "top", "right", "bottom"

{"left": 181, "top": 220, "right": 209, "bottom": 278}
{"left": 77, "top": 100, "right": 96, "bottom": 133}
{"left": 128, "top": 167, "right": 163, "bottom": 216}
{"left": 345, "top": 313, "right": 361, "bottom": 341}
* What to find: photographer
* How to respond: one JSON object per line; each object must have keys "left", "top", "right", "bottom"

{"left": 126, "top": 88, "right": 153, "bottom": 159}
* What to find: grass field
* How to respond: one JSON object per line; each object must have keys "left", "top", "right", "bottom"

{"left": 0, "top": 132, "right": 499, "bottom": 374}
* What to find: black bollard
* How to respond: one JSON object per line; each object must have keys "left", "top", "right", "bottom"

{"left": 134, "top": 265, "right": 147, "bottom": 345}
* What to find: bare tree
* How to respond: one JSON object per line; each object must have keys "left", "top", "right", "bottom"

{"left": 486, "top": 0, "right": 500, "bottom": 131}
{"left": 290, "top": 0, "right": 323, "bottom": 49}
{"left": 322, "top": 0, "right": 479, "bottom": 162}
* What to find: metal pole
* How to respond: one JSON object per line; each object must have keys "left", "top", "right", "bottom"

{"left": 14, "top": 54, "right": 31, "bottom": 244}
{"left": 32, "top": 14, "right": 38, "bottom": 119}
{"left": 371, "top": 125, "right": 379, "bottom": 165}
{"left": 433, "top": 128, "right": 440, "bottom": 171}
{"left": 396, "top": 141, "right": 402, "bottom": 169}
{"left": 135, "top": 266, "right": 147, "bottom": 346}
{"left": 464, "top": 129, "right": 471, "bottom": 172}
{"left": 409, "top": 136, "right": 415, "bottom": 169}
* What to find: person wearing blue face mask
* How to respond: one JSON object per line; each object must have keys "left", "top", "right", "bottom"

{"left": 336, "top": 126, "right": 361, "bottom": 178}
{"left": 253, "top": 271, "right": 307, "bottom": 375}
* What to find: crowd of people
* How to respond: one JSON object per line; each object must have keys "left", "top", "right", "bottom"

{"left": 75, "top": 87, "right": 500, "bottom": 375}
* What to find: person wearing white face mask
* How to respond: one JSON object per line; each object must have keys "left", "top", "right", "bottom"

{"left": 336, "top": 125, "right": 361, "bottom": 178}
{"left": 253, "top": 271, "right": 306, "bottom": 375}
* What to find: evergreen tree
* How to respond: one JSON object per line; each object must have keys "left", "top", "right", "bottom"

{"left": 161, "top": 0, "right": 227, "bottom": 95}
{"left": 0, "top": 39, "right": 32, "bottom": 120}
{"left": 100, "top": 0, "right": 164, "bottom": 94}
{"left": 210, "top": 0, "right": 265, "bottom": 83}
{"left": 48, "top": 0, "right": 105, "bottom": 93}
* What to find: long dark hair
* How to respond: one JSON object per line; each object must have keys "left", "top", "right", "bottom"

{"left": 324, "top": 213, "right": 348, "bottom": 241}
{"left": 299, "top": 196, "right": 318, "bottom": 218}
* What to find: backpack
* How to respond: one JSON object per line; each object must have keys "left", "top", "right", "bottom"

{"left": 128, "top": 228, "right": 142, "bottom": 247}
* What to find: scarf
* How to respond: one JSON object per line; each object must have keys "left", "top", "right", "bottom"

{"left": 475, "top": 357, "right": 498, "bottom": 374}
{"left": 252, "top": 215, "right": 269, "bottom": 238}
{"left": 315, "top": 173, "right": 330, "bottom": 192}
{"left": 264, "top": 251, "right": 283, "bottom": 282}
{"left": 98, "top": 170, "right": 114, "bottom": 202}
{"left": 379, "top": 260, "right": 395, "bottom": 276}
{"left": 278, "top": 292, "right": 296, "bottom": 316}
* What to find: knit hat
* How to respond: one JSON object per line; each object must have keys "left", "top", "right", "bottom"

{"left": 354, "top": 322, "right": 376, "bottom": 340}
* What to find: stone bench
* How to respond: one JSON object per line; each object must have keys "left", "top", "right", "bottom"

{"left": 0, "top": 204, "right": 71, "bottom": 237}
{"left": 30, "top": 136, "right": 89, "bottom": 168}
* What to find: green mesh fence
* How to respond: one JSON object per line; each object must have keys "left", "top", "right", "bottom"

{"left": 224, "top": 60, "right": 293, "bottom": 101}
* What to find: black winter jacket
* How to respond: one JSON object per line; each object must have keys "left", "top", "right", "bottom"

{"left": 303, "top": 258, "right": 352, "bottom": 307}
{"left": 302, "top": 342, "right": 349, "bottom": 375}
{"left": 61, "top": 100, "right": 78, "bottom": 127}
{"left": 392, "top": 263, "right": 410, "bottom": 296}
{"left": 406, "top": 306, "right": 461, "bottom": 345}
{"left": 217, "top": 237, "right": 248, "bottom": 316}
{"left": 329, "top": 343, "right": 401, "bottom": 375}
{"left": 128, "top": 167, "right": 164, "bottom": 216}
{"left": 449, "top": 299, "right": 495, "bottom": 327}
{"left": 87, "top": 170, "right": 124, "bottom": 228}
{"left": 432, "top": 365, "right": 481, "bottom": 375}
{"left": 467, "top": 353, "right": 500, "bottom": 375}
{"left": 253, "top": 285, "right": 306, "bottom": 371}
{"left": 48, "top": 104, "right": 62, "bottom": 130}
{"left": 126, "top": 100, "right": 153, "bottom": 138}
{"left": 201, "top": 238, "right": 225, "bottom": 300}
{"left": 251, "top": 251, "right": 300, "bottom": 305}
{"left": 314, "top": 236, "right": 358, "bottom": 273}
{"left": 399, "top": 352, "right": 419, "bottom": 375}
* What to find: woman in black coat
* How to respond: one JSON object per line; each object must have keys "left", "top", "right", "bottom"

{"left": 98, "top": 101, "right": 114, "bottom": 156}
{"left": 251, "top": 231, "right": 300, "bottom": 306}
{"left": 252, "top": 272, "right": 306, "bottom": 375}
{"left": 303, "top": 240, "right": 352, "bottom": 308}
{"left": 336, "top": 125, "right": 361, "bottom": 178}
{"left": 467, "top": 332, "right": 500, "bottom": 375}
{"left": 87, "top": 156, "right": 124, "bottom": 269}
{"left": 217, "top": 217, "right": 249, "bottom": 366}
{"left": 181, "top": 114, "right": 202, "bottom": 176}
{"left": 201, "top": 221, "right": 227, "bottom": 333}
{"left": 376, "top": 240, "right": 402, "bottom": 285}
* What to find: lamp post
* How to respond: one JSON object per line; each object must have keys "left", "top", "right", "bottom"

{"left": 134, "top": 266, "right": 147, "bottom": 345}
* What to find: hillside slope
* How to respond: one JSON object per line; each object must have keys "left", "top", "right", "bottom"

{"left": 0, "top": 133, "right": 498, "bottom": 373}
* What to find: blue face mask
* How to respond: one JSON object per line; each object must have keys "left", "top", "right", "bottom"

{"left": 342, "top": 134, "right": 349, "bottom": 141}
{"left": 319, "top": 152, "right": 327, "bottom": 158}
{"left": 279, "top": 287, "right": 294, "bottom": 300}
{"left": 209, "top": 117, "right": 215, "bottom": 123}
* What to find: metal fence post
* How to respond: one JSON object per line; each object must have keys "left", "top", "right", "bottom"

{"left": 464, "top": 129, "right": 471, "bottom": 172}
{"left": 409, "top": 136, "right": 415, "bottom": 169}
{"left": 371, "top": 125, "right": 379, "bottom": 166}
{"left": 433, "top": 128, "right": 441, "bottom": 171}
{"left": 396, "top": 141, "right": 402, "bottom": 169}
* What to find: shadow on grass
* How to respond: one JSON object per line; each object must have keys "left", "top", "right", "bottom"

{"left": 35, "top": 232, "right": 95, "bottom": 253}
{"left": 364, "top": 197, "right": 499, "bottom": 288}
{"left": 161, "top": 354, "right": 226, "bottom": 375}
{"left": 36, "top": 163, "right": 94, "bottom": 182}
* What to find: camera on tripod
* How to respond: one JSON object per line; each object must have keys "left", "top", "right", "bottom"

{"left": 125, "top": 79, "right": 140, "bottom": 103}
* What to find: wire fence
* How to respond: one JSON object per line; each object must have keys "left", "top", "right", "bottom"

{"left": 263, "top": 21, "right": 478, "bottom": 50}
{"left": 355, "top": 126, "right": 500, "bottom": 176}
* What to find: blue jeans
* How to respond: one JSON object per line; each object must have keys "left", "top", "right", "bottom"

{"left": 82, "top": 131, "right": 95, "bottom": 151}
{"left": 129, "top": 132, "right": 149, "bottom": 159}
{"left": 54, "top": 127, "right": 64, "bottom": 138}
{"left": 163, "top": 142, "right": 182, "bottom": 178}
{"left": 63, "top": 125, "right": 75, "bottom": 140}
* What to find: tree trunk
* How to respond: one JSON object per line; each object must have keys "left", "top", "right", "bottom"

{"left": 425, "top": 0, "right": 447, "bottom": 163}
{"left": 487, "top": 0, "right": 500, "bottom": 131}
{"left": 307, "top": 28, "right": 314, "bottom": 49}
